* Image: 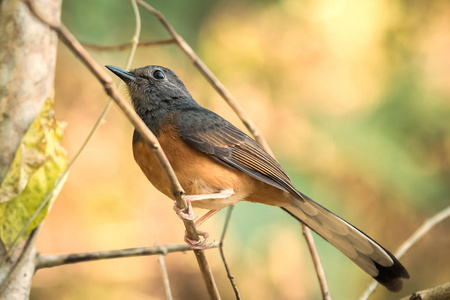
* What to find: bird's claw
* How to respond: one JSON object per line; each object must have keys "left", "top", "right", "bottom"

{"left": 185, "top": 230, "right": 214, "bottom": 250}
{"left": 173, "top": 202, "right": 197, "bottom": 221}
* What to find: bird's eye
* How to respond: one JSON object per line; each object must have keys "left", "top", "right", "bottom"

{"left": 152, "top": 70, "right": 165, "bottom": 80}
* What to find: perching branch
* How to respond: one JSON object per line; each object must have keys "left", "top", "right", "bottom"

{"left": 136, "top": 1, "right": 330, "bottom": 298}
{"left": 360, "top": 205, "right": 450, "bottom": 300}
{"left": 25, "top": 0, "right": 329, "bottom": 298}
{"left": 35, "top": 243, "right": 218, "bottom": 270}
{"left": 24, "top": 1, "right": 220, "bottom": 299}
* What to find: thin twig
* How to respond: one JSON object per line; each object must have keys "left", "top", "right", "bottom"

{"left": 135, "top": 1, "right": 329, "bottom": 298}
{"left": 302, "top": 226, "right": 331, "bottom": 300}
{"left": 219, "top": 206, "right": 241, "bottom": 300}
{"left": 24, "top": 1, "right": 220, "bottom": 299}
{"left": 83, "top": 38, "right": 175, "bottom": 51}
{"left": 126, "top": 0, "right": 141, "bottom": 71}
{"left": 360, "top": 205, "right": 450, "bottom": 300}
{"left": 219, "top": 207, "right": 234, "bottom": 243}
{"left": 158, "top": 254, "right": 173, "bottom": 300}
{"left": 396, "top": 205, "right": 450, "bottom": 259}
{"left": 35, "top": 243, "right": 218, "bottom": 270}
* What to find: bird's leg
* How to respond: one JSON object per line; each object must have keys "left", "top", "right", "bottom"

{"left": 173, "top": 189, "right": 234, "bottom": 221}
{"left": 195, "top": 209, "right": 221, "bottom": 227}
{"left": 173, "top": 189, "right": 234, "bottom": 250}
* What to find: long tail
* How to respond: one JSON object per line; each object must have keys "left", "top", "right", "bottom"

{"left": 283, "top": 194, "right": 409, "bottom": 292}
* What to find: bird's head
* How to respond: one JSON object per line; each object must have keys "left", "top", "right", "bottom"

{"left": 106, "top": 65, "right": 195, "bottom": 117}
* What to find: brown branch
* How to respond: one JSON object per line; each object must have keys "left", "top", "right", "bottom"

{"left": 401, "top": 282, "right": 450, "bottom": 300}
{"left": 157, "top": 254, "right": 174, "bottom": 300}
{"left": 136, "top": 1, "right": 329, "bottom": 298}
{"left": 24, "top": 1, "right": 220, "bottom": 299}
{"left": 360, "top": 205, "right": 450, "bottom": 300}
{"left": 35, "top": 243, "right": 218, "bottom": 270}
{"left": 302, "top": 227, "right": 331, "bottom": 300}
{"left": 395, "top": 205, "right": 450, "bottom": 259}
{"left": 83, "top": 38, "right": 175, "bottom": 51}
{"left": 219, "top": 206, "right": 241, "bottom": 299}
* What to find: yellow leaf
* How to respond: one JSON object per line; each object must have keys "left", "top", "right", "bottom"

{"left": 0, "top": 98, "right": 68, "bottom": 249}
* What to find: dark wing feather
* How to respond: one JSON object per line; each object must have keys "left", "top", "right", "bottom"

{"left": 176, "top": 107, "right": 301, "bottom": 197}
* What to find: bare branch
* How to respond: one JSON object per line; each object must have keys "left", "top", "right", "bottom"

{"left": 395, "top": 205, "right": 450, "bottom": 259}
{"left": 36, "top": 243, "right": 218, "bottom": 270}
{"left": 400, "top": 282, "right": 450, "bottom": 300}
{"left": 302, "top": 226, "right": 331, "bottom": 300}
{"left": 24, "top": 1, "right": 220, "bottom": 299}
{"left": 158, "top": 254, "right": 174, "bottom": 300}
{"left": 135, "top": 1, "right": 329, "bottom": 298}
{"left": 360, "top": 205, "right": 450, "bottom": 300}
{"left": 83, "top": 38, "right": 175, "bottom": 51}
{"left": 126, "top": 0, "right": 141, "bottom": 70}
{"left": 219, "top": 206, "right": 241, "bottom": 300}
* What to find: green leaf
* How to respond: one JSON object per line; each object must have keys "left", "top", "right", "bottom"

{"left": 0, "top": 98, "right": 68, "bottom": 249}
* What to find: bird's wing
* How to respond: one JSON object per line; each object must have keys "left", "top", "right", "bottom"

{"left": 176, "top": 107, "right": 300, "bottom": 196}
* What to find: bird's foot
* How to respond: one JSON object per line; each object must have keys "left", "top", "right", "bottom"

{"left": 173, "top": 200, "right": 197, "bottom": 221}
{"left": 185, "top": 230, "right": 214, "bottom": 250}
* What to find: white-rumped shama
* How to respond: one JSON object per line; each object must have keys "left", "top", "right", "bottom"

{"left": 106, "top": 64, "right": 409, "bottom": 292}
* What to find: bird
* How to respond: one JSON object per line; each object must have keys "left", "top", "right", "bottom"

{"left": 106, "top": 64, "right": 409, "bottom": 292}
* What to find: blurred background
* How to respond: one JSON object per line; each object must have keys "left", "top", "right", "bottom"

{"left": 31, "top": 0, "right": 450, "bottom": 299}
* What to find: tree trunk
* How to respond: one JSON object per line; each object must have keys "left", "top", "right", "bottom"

{"left": 0, "top": 0, "right": 61, "bottom": 298}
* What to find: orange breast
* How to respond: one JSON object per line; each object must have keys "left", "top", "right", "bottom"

{"left": 133, "top": 125, "right": 292, "bottom": 210}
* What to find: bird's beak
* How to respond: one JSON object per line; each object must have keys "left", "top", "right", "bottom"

{"left": 105, "top": 65, "right": 136, "bottom": 83}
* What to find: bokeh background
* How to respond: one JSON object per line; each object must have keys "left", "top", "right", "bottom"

{"left": 31, "top": 0, "right": 450, "bottom": 299}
